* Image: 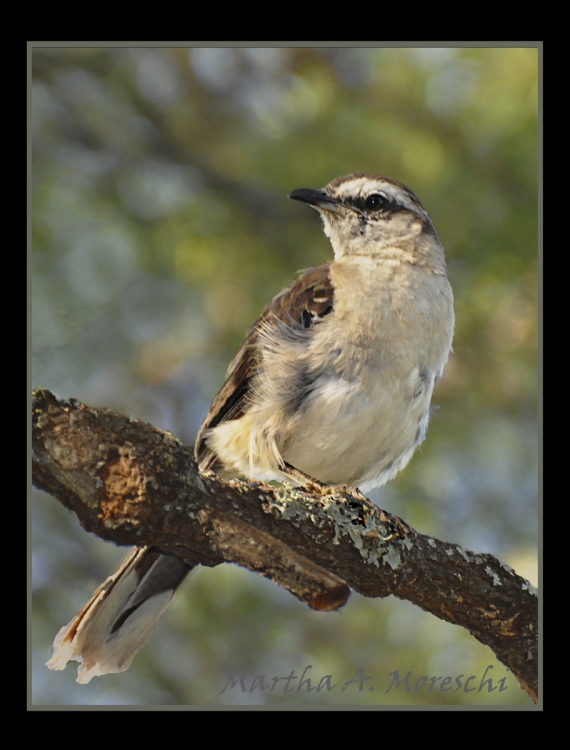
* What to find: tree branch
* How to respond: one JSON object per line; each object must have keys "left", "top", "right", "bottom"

{"left": 32, "top": 388, "right": 538, "bottom": 703}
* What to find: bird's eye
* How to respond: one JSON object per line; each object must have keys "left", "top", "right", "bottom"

{"left": 364, "top": 194, "right": 387, "bottom": 211}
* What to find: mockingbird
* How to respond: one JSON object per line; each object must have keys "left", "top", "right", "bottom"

{"left": 47, "top": 173, "right": 454, "bottom": 682}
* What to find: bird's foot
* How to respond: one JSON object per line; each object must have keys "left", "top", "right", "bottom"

{"left": 282, "top": 463, "right": 365, "bottom": 499}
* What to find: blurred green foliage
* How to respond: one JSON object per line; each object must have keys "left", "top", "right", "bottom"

{"left": 31, "top": 46, "right": 538, "bottom": 706}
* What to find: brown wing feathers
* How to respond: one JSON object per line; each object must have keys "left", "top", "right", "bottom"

{"left": 270, "top": 263, "right": 334, "bottom": 328}
{"left": 194, "top": 264, "right": 335, "bottom": 470}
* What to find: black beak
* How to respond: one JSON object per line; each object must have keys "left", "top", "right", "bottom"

{"left": 288, "top": 188, "right": 341, "bottom": 214}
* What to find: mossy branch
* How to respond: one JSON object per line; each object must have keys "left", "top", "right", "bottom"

{"left": 32, "top": 388, "right": 538, "bottom": 703}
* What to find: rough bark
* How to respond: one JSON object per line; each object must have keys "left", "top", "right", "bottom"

{"left": 31, "top": 388, "right": 539, "bottom": 703}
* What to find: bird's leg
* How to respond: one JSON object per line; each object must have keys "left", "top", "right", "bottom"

{"left": 282, "top": 462, "right": 327, "bottom": 489}
{"left": 282, "top": 462, "right": 366, "bottom": 500}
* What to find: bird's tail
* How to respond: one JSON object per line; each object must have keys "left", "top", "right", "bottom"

{"left": 46, "top": 546, "right": 192, "bottom": 684}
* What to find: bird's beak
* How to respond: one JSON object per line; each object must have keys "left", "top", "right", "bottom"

{"left": 289, "top": 188, "right": 342, "bottom": 214}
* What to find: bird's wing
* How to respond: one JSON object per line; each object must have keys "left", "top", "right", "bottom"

{"left": 194, "top": 262, "right": 335, "bottom": 470}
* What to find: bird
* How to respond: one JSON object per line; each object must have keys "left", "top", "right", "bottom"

{"left": 46, "top": 173, "right": 454, "bottom": 683}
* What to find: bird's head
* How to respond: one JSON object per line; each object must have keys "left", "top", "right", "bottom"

{"left": 289, "top": 173, "right": 442, "bottom": 266}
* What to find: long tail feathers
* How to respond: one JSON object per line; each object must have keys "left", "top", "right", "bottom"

{"left": 46, "top": 547, "right": 192, "bottom": 684}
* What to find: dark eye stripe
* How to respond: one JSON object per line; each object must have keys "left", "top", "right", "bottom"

{"left": 344, "top": 193, "right": 393, "bottom": 213}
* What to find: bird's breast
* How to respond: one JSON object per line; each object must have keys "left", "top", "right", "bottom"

{"left": 279, "top": 256, "right": 453, "bottom": 487}
{"left": 312, "top": 257, "right": 454, "bottom": 382}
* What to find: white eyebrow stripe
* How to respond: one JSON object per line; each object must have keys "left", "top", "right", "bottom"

{"left": 333, "top": 178, "right": 402, "bottom": 201}
{"left": 329, "top": 175, "right": 427, "bottom": 216}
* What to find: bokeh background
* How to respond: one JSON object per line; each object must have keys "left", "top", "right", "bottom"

{"left": 31, "top": 45, "right": 539, "bottom": 706}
